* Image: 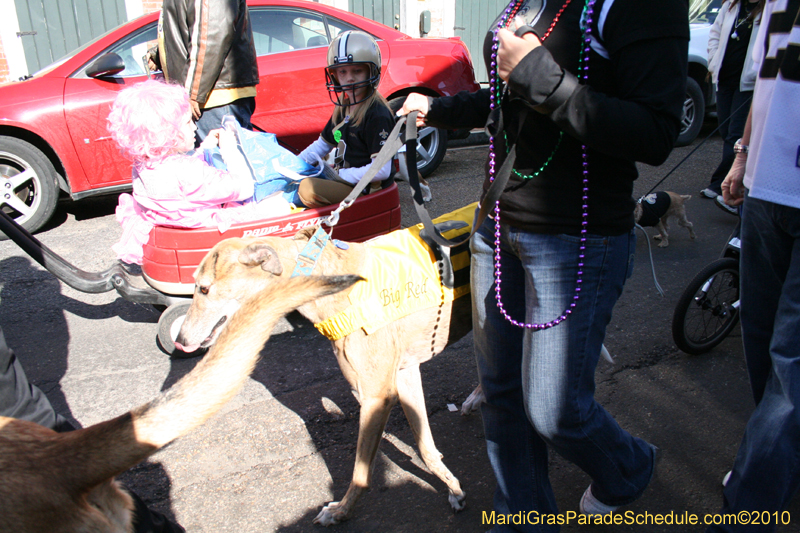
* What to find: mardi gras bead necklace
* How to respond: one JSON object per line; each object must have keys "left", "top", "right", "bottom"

{"left": 489, "top": 0, "right": 595, "bottom": 330}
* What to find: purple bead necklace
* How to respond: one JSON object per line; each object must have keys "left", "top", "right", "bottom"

{"left": 490, "top": 0, "right": 595, "bottom": 330}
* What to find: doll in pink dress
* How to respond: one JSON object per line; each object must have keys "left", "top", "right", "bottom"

{"left": 108, "top": 80, "right": 289, "bottom": 264}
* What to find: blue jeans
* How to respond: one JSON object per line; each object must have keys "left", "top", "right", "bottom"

{"left": 194, "top": 97, "right": 256, "bottom": 146}
{"left": 471, "top": 218, "right": 655, "bottom": 531}
{"left": 707, "top": 196, "right": 800, "bottom": 532}
{"left": 707, "top": 83, "right": 752, "bottom": 194}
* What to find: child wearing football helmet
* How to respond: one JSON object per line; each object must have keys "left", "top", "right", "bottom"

{"left": 296, "top": 30, "right": 396, "bottom": 208}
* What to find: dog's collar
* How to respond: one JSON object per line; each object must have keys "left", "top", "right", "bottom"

{"left": 291, "top": 226, "right": 331, "bottom": 277}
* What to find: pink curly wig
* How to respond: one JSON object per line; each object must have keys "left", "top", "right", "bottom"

{"left": 107, "top": 80, "right": 191, "bottom": 168}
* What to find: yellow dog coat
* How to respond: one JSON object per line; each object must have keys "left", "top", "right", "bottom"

{"left": 315, "top": 203, "right": 476, "bottom": 340}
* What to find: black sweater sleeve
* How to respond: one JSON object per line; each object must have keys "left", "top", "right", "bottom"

{"left": 506, "top": 0, "right": 689, "bottom": 166}
{"left": 424, "top": 88, "right": 493, "bottom": 131}
{"left": 507, "top": 36, "right": 687, "bottom": 166}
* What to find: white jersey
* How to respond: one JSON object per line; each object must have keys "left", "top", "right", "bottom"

{"left": 745, "top": 0, "right": 800, "bottom": 208}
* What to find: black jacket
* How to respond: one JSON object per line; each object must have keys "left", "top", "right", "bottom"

{"left": 157, "top": 0, "right": 259, "bottom": 105}
{"left": 425, "top": 0, "right": 689, "bottom": 236}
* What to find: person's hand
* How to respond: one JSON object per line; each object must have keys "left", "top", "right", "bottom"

{"left": 190, "top": 99, "right": 202, "bottom": 120}
{"left": 146, "top": 46, "right": 160, "bottom": 72}
{"left": 216, "top": 129, "right": 237, "bottom": 153}
{"left": 396, "top": 93, "right": 433, "bottom": 127}
{"left": 497, "top": 28, "right": 541, "bottom": 81}
{"left": 720, "top": 154, "right": 746, "bottom": 206}
{"left": 198, "top": 129, "right": 224, "bottom": 150}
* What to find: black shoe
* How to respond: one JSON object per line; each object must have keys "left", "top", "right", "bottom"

{"left": 715, "top": 195, "right": 739, "bottom": 216}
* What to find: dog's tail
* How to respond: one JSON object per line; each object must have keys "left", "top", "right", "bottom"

{"left": 55, "top": 275, "right": 362, "bottom": 492}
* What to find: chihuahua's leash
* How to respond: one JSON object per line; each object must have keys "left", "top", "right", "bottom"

{"left": 634, "top": 223, "right": 665, "bottom": 297}
{"left": 643, "top": 95, "right": 752, "bottom": 197}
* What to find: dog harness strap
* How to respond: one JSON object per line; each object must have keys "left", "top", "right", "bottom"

{"left": 314, "top": 204, "right": 476, "bottom": 340}
{"left": 636, "top": 191, "right": 670, "bottom": 228}
{"left": 291, "top": 226, "right": 331, "bottom": 277}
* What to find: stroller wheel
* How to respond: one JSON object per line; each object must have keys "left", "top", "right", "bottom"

{"left": 157, "top": 302, "right": 206, "bottom": 359}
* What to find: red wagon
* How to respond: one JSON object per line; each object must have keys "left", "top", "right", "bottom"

{"left": 0, "top": 183, "right": 401, "bottom": 356}
{"left": 142, "top": 184, "right": 401, "bottom": 294}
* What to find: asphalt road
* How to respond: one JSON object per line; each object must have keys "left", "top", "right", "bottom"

{"left": 2, "top": 126, "right": 798, "bottom": 532}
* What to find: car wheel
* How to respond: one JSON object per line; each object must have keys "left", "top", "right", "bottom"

{"left": 388, "top": 97, "right": 448, "bottom": 177}
{"left": 675, "top": 77, "right": 705, "bottom": 147}
{"left": 0, "top": 136, "right": 60, "bottom": 240}
{"left": 157, "top": 301, "right": 207, "bottom": 359}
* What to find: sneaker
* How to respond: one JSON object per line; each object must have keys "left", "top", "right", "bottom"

{"left": 715, "top": 195, "right": 739, "bottom": 216}
{"left": 579, "top": 485, "right": 619, "bottom": 515}
{"left": 700, "top": 188, "right": 719, "bottom": 199}
{"left": 722, "top": 470, "right": 732, "bottom": 487}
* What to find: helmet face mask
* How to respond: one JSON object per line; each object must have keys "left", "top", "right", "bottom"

{"left": 326, "top": 31, "right": 381, "bottom": 106}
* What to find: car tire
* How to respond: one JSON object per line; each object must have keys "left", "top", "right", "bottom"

{"left": 388, "top": 96, "right": 448, "bottom": 177}
{"left": 0, "top": 136, "right": 60, "bottom": 240}
{"left": 675, "top": 77, "right": 705, "bottom": 147}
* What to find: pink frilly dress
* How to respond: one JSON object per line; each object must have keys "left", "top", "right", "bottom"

{"left": 113, "top": 152, "right": 291, "bottom": 264}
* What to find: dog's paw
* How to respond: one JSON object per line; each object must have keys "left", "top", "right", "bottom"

{"left": 421, "top": 182, "right": 432, "bottom": 203}
{"left": 313, "top": 502, "right": 346, "bottom": 526}
{"left": 653, "top": 234, "right": 663, "bottom": 241}
{"left": 460, "top": 385, "right": 485, "bottom": 415}
{"left": 658, "top": 241, "right": 669, "bottom": 248}
{"left": 449, "top": 491, "right": 467, "bottom": 512}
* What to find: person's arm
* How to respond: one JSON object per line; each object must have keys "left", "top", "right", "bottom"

{"left": 498, "top": 6, "right": 688, "bottom": 166}
{"left": 398, "top": 89, "right": 492, "bottom": 131}
{"left": 721, "top": 107, "right": 751, "bottom": 206}
{"left": 0, "top": 326, "right": 71, "bottom": 432}
{"left": 707, "top": 3, "right": 725, "bottom": 71}
{"left": 338, "top": 160, "right": 392, "bottom": 185}
{"left": 178, "top": 151, "right": 255, "bottom": 203}
{"left": 299, "top": 136, "right": 335, "bottom": 166}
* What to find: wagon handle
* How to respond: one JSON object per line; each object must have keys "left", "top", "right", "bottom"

{"left": 0, "top": 211, "right": 180, "bottom": 306}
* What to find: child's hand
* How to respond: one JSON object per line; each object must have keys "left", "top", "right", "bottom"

{"left": 198, "top": 129, "right": 223, "bottom": 150}
{"left": 217, "top": 129, "right": 237, "bottom": 153}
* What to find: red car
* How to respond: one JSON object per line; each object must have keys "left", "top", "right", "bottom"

{"left": 0, "top": 0, "right": 479, "bottom": 236}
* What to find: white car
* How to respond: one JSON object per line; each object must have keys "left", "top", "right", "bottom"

{"left": 679, "top": 0, "right": 722, "bottom": 146}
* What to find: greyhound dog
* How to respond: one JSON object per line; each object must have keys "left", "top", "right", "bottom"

{"left": 176, "top": 221, "right": 474, "bottom": 526}
{"left": 0, "top": 275, "right": 358, "bottom": 533}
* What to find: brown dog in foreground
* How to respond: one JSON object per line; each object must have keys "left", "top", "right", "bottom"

{"left": 0, "top": 275, "right": 358, "bottom": 533}
{"left": 176, "top": 226, "right": 473, "bottom": 526}
{"left": 634, "top": 191, "right": 696, "bottom": 247}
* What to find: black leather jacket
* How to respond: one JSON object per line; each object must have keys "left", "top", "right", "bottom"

{"left": 156, "top": 0, "right": 259, "bottom": 105}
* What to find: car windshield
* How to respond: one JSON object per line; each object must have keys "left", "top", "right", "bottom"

{"left": 690, "top": 0, "right": 722, "bottom": 24}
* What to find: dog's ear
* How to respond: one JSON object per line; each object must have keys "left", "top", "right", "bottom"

{"left": 293, "top": 226, "right": 317, "bottom": 242}
{"left": 238, "top": 243, "right": 284, "bottom": 276}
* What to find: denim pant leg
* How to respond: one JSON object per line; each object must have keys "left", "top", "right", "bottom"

{"left": 472, "top": 219, "right": 654, "bottom": 530}
{"left": 709, "top": 85, "right": 753, "bottom": 191}
{"left": 707, "top": 197, "right": 800, "bottom": 532}
{"left": 472, "top": 220, "right": 555, "bottom": 531}
{"left": 194, "top": 97, "right": 256, "bottom": 145}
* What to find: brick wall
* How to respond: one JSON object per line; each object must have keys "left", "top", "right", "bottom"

{"left": 142, "top": 0, "right": 163, "bottom": 13}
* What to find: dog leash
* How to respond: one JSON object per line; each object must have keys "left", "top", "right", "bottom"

{"left": 290, "top": 113, "right": 420, "bottom": 277}
{"left": 643, "top": 95, "right": 752, "bottom": 197}
{"left": 634, "top": 223, "right": 665, "bottom": 297}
